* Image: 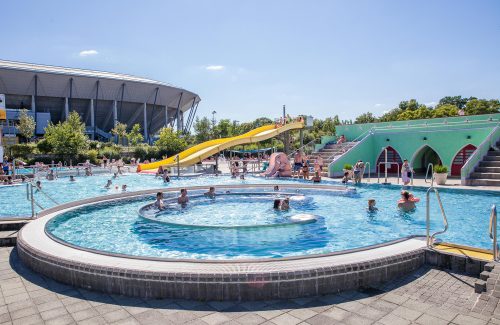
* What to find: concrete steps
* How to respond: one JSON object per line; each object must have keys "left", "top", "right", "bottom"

{"left": 468, "top": 179, "right": 500, "bottom": 186}
{"left": 479, "top": 161, "right": 500, "bottom": 167}
{"left": 471, "top": 172, "right": 500, "bottom": 180}
{"left": 0, "top": 220, "right": 29, "bottom": 247}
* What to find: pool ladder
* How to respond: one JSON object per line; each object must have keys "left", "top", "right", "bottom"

{"left": 489, "top": 205, "right": 499, "bottom": 261}
{"left": 425, "top": 164, "right": 449, "bottom": 246}
{"left": 26, "top": 182, "right": 60, "bottom": 218}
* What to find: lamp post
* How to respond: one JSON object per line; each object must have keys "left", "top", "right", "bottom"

{"left": 211, "top": 110, "right": 217, "bottom": 139}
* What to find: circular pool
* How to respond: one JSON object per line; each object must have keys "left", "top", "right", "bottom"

{"left": 17, "top": 183, "right": 427, "bottom": 300}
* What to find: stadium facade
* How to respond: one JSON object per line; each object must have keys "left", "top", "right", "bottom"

{"left": 0, "top": 60, "right": 201, "bottom": 143}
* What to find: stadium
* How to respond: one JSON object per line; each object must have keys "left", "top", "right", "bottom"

{"left": 0, "top": 60, "right": 201, "bottom": 143}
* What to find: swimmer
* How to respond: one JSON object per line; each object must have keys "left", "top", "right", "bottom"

{"left": 367, "top": 199, "right": 378, "bottom": 212}
{"left": 85, "top": 167, "right": 92, "bottom": 176}
{"left": 112, "top": 172, "right": 118, "bottom": 179}
{"left": 163, "top": 172, "right": 170, "bottom": 183}
{"left": 240, "top": 174, "right": 245, "bottom": 180}
{"left": 178, "top": 189, "right": 189, "bottom": 204}
{"left": 342, "top": 171, "right": 350, "bottom": 184}
{"left": 204, "top": 187, "right": 216, "bottom": 199}
{"left": 398, "top": 191, "right": 416, "bottom": 212}
{"left": 46, "top": 170, "right": 55, "bottom": 181}
{"left": 122, "top": 184, "right": 127, "bottom": 192}
{"left": 274, "top": 185, "right": 279, "bottom": 191}
{"left": 273, "top": 198, "right": 290, "bottom": 211}
{"left": 154, "top": 192, "right": 164, "bottom": 209}
{"left": 35, "top": 181, "right": 42, "bottom": 192}
{"left": 105, "top": 180, "right": 112, "bottom": 189}
{"left": 69, "top": 176, "right": 75, "bottom": 182}
{"left": 312, "top": 171, "right": 321, "bottom": 183}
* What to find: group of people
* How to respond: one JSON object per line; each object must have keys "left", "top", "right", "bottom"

{"left": 155, "top": 187, "right": 213, "bottom": 209}
{"left": 155, "top": 166, "right": 171, "bottom": 183}
{"left": 293, "top": 150, "right": 324, "bottom": 182}
{"left": 366, "top": 190, "right": 418, "bottom": 214}
{"left": 230, "top": 161, "right": 247, "bottom": 179}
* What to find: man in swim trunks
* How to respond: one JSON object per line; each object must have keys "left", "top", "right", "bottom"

{"left": 293, "top": 150, "right": 303, "bottom": 178}
{"left": 178, "top": 189, "right": 189, "bottom": 205}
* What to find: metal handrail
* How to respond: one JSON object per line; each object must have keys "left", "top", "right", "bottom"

{"left": 489, "top": 205, "right": 498, "bottom": 261}
{"left": 425, "top": 163, "right": 434, "bottom": 186}
{"left": 426, "top": 186, "right": 449, "bottom": 246}
{"left": 377, "top": 162, "right": 399, "bottom": 184}
{"left": 287, "top": 139, "right": 317, "bottom": 160}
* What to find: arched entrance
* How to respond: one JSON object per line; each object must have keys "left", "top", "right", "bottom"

{"left": 451, "top": 144, "right": 477, "bottom": 176}
{"left": 411, "top": 145, "right": 443, "bottom": 174}
{"left": 376, "top": 146, "right": 402, "bottom": 173}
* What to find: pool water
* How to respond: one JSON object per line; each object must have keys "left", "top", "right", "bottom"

{"left": 43, "top": 178, "right": 499, "bottom": 260}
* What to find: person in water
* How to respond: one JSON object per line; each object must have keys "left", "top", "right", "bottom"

{"left": 273, "top": 198, "right": 290, "bottom": 211}
{"left": 178, "top": 189, "right": 189, "bottom": 204}
{"left": 367, "top": 199, "right": 378, "bottom": 212}
{"left": 46, "top": 169, "right": 55, "bottom": 181}
{"left": 398, "top": 191, "right": 416, "bottom": 212}
{"left": 35, "top": 181, "right": 42, "bottom": 192}
{"left": 274, "top": 185, "right": 280, "bottom": 191}
{"left": 105, "top": 180, "right": 112, "bottom": 189}
{"left": 204, "top": 187, "right": 216, "bottom": 198}
{"left": 312, "top": 171, "right": 321, "bottom": 183}
{"left": 154, "top": 192, "right": 164, "bottom": 209}
{"left": 240, "top": 174, "right": 245, "bottom": 180}
{"left": 122, "top": 184, "right": 127, "bottom": 191}
{"left": 163, "top": 171, "right": 171, "bottom": 183}
{"left": 342, "top": 171, "right": 350, "bottom": 184}
{"left": 69, "top": 175, "right": 75, "bottom": 182}
{"left": 112, "top": 172, "right": 118, "bottom": 179}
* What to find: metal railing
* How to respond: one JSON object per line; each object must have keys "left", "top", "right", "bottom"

{"left": 377, "top": 162, "right": 399, "bottom": 184}
{"left": 426, "top": 186, "right": 449, "bottom": 246}
{"left": 489, "top": 205, "right": 499, "bottom": 261}
{"left": 288, "top": 139, "right": 317, "bottom": 160}
{"left": 364, "top": 162, "right": 370, "bottom": 182}
{"left": 425, "top": 163, "right": 434, "bottom": 186}
{"left": 461, "top": 125, "right": 500, "bottom": 184}
{"left": 25, "top": 181, "right": 60, "bottom": 218}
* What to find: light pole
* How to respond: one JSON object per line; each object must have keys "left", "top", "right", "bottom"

{"left": 211, "top": 110, "right": 217, "bottom": 139}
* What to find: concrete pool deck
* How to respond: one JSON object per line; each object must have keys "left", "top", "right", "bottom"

{"left": 2, "top": 246, "right": 500, "bottom": 325}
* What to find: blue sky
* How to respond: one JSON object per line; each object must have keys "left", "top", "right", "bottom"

{"left": 2, "top": 0, "right": 500, "bottom": 122}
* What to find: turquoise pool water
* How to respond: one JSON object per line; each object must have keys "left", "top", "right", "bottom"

{"left": 40, "top": 175, "right": 499, "bottom": 259}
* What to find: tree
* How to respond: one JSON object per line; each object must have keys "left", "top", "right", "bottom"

{"left": 213, "top": 119, "right": 234, "bottom": 138}
{"left": 193, "top": 117, "right": 212, "bottom": 143}
{"left": 378, "top": 108, "right": 402, "bottom": 122}
{"left": 44, "top": 111, "right": 89, "bottom": 156}
{"left": 399, "top": 99, "right": 419, "bottom": 111}
{"left": 355, "top": 112, "right": 376, "bottom": 124}
{"left": 17, "top": 109, "right": 36, "bottom": 141}
{"left": 155, "top": 127, "right": 188, "bottom": 157}
{"left": 465, "top": 99, "right": 500, "bottom": 115}
{"left": 110, "top": 122, "right": 128, "bottom": 145}
{"left": 397, "top": 106, "right": 432, "bottom": 120}
{"left": 432, "top": 104, "right": 458, "bottom": 118}
{"left": 437, "top": 96, "right": 468, "bottom": 109}
{"left": 127, "top": 123, "right": 144, "bottom": 146}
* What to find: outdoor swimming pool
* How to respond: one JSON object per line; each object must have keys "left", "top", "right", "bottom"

{"left": 32, "top": 174, "right": 499, "bottom": 259}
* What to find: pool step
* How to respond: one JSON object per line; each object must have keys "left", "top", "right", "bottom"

{"left": 0, "top": 230, "right": 18, "bottom": 247}
{"left": 468, "top": 179, "right": 500, "bottom": 186}
{"left": 484, "top": 155, "right": 500, "bottom": 161}
{"left": 0, "top": 220, "right": 29, "bottom": 247}
{"left": 475, "top": 167, "right": 500, "bottom": 173}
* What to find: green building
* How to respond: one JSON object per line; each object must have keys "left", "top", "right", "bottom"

{"left": 320, "top": 114, "right": 500, "bottom": 185}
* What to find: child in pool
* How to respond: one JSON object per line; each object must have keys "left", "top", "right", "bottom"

{"left": 178, "top": 189, "right": 189, "bottom": 204}
{"left": 367, "top": 199, "right": 378, "bottom": 212}
{"left": 154, "top": 192, "right": 164, "bottom": 209}
{"left": 204, "top": 187, "right": 216, "bottom": 199}
{"left": 342, "top": 171, "right": 350, "bottom": 184}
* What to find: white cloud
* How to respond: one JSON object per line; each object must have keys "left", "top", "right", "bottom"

{"left": 79, "top": 50, "right": 98, "bottom": 57}
{"left": 205, "top": 65, "right": 225, "bottom": 71}
{"left": 374, "top": 103, "right": 383, "bottom": 108}
{"left": 425, "top": 101, "right": 437, "bottom": 107}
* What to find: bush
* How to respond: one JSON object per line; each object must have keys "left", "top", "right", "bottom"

{"left": 83, "top": 149, "right": 99, "bottom": 165}
{"left": 343, "top": 164, "right": 353, "bottom": 170}
{"left": 133, "top": 145, "right": 149, "bottom": 161}
{"left": 434, "top": 165, "right": 448, "bottom": 173}
{"left": 9, "top": 144, "right": 36, "bottom": 158}
{"left": 99, "top": 146, "right": 121, "bottom": 160}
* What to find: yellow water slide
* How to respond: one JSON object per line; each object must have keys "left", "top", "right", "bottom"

{"left": 137, "top": 121, "right": 304, "bottom": 172}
